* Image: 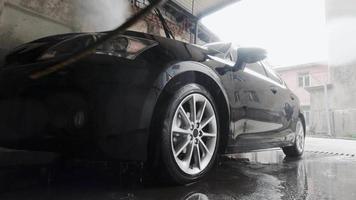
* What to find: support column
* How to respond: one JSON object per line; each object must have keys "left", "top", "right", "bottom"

{"left": 324, "top": 83, "right": 332, "bottom": 136}
{"left": 194, "top": 20, "right": 199, "bottom": 44}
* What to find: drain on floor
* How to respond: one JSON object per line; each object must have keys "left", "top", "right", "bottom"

{"left": 306, "top": 150, "right": 355, "bottom": 157}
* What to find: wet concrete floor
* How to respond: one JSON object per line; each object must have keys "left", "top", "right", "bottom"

{"left": 0, "top": 148, "right": 356, "bottom": 200}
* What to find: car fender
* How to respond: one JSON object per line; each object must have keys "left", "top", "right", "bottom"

{"left": 139, "top": 60, "right": 231, "bottom": 132}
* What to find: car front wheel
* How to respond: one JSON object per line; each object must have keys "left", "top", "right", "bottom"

{"left": 159, "top": 84, "right": 220, "bottom": 184}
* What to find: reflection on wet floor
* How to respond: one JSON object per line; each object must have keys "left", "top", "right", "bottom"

{"left": 229, "top": 148, "right": 284, "bottom": 164}
{"left": 0, "top": 149, "right": 356, "bottom": 200}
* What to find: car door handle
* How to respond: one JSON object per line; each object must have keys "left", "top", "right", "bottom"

{"left": 270, "top": 86, "right": 278, "bottom": 94}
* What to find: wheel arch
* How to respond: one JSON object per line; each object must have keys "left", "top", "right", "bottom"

{"left": 299, "top": 112, "right": 306, "bottom": 135}
{"left": 145, "top": 62, "right": 231, "bottom": 163}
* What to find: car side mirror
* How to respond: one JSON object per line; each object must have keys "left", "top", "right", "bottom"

{"left": 234, "top": 47, "right": 267, "bottom": 70}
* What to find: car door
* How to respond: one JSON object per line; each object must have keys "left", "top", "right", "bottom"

{"left": 228, "top": 60, "right": 287, "bottom": 152}
{"left": 261, "top": 60, "right": 295, "bottom": 130}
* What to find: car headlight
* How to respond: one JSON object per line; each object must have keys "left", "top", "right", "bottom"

{"left": 95, "top": 35, "right": 157, "bottom": 59}
{"left": 38, "top": 34, "right": 96, "bottom": 60}
{"left": 38, "top": 34, "right": 157, "bottom": 61}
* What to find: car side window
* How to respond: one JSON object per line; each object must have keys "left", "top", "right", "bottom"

{"left": 261, "top": 60, "right": 284, "bottom": 85}
{"left": 245, "top": 62, "right": 267, "bottom": 76}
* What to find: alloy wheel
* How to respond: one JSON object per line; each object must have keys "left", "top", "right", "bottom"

{"left": 171, "top": 93, "right": 218, "bottom": 175}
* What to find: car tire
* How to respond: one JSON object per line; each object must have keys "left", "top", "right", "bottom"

{"left": 282, "top": 118, "right": 305, "bottom": 157}
{"left": 156, "top": 83, "right": 220, "bottom": 184}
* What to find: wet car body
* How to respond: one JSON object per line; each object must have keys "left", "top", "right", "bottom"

{"left": 0, "top": 31, "right": 303, "bottom": 161}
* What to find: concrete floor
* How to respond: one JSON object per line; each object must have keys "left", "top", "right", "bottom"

{"left": 0, "top": 137, "right": 356, "bottom": 200}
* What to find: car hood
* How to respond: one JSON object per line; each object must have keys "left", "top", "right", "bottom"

{"left": 4, "top": 32, "right": 100, "bottom": 66}
{"left": 3, "top": 30, "right": 162, "bottom": 67}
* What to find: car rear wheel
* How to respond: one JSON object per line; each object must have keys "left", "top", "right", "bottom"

{"left": 159, "top": 84, "right": 220, "bottom": 184}
{"left": 282, "top": 118, "right": 305, "bottom": 157}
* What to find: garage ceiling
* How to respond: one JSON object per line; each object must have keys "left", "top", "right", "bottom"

{"left": 171, "top": 0, "right": 239, "bottom": 18}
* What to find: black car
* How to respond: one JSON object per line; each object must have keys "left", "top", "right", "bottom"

{"left": 0, "top": 31, "right": 305, "bottom": 184}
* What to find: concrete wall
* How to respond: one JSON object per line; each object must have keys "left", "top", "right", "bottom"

{"left": 0, "top": 0, "right": 215, "bottom": 64}
{"left": 0, "top": 0, "right": 73, "bottom": 50}
{"left": 326, "top": 0, "right": 356, "bottom": 110}
{"left": 0, "top": 0, "right": 144, "bottom": 49}
{"left": 328, "top": 65, "right": 356, "bottom": 110}
{"left": 310, "top": 88, "right": 356, "bottom": 138}
{"left": 327, "top": 0, "right": 356, "bottom": 137}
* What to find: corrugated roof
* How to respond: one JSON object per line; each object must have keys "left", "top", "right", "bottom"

{"left": 171, "top": 0, "right": 239, "bottom": 18}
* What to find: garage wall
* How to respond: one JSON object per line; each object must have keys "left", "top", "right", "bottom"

{"left": 0, "top": 0, "right": 216, "bottom": 66}
{"left": 0, "top": 1, "right": 73, "bottom": 49}
{"left": 0, "top": 0, "right": 134, "bottom": 50}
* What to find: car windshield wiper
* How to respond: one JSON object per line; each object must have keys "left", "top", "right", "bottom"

{"left": 29, "top": 0, "right": 165, "bottom": 80}
{"left": 154, "top": 8, "right": 175, "bottom": 40}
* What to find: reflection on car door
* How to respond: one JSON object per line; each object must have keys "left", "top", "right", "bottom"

{"left": 228, "top": 61, "right": 287, "bottom": 152}
{"left": 261, "top": 60, "right": 295, "bottom": 130}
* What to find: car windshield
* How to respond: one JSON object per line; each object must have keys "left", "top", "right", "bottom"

{"left": 1, "top": 0, "right": 356, "bottom": 200}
